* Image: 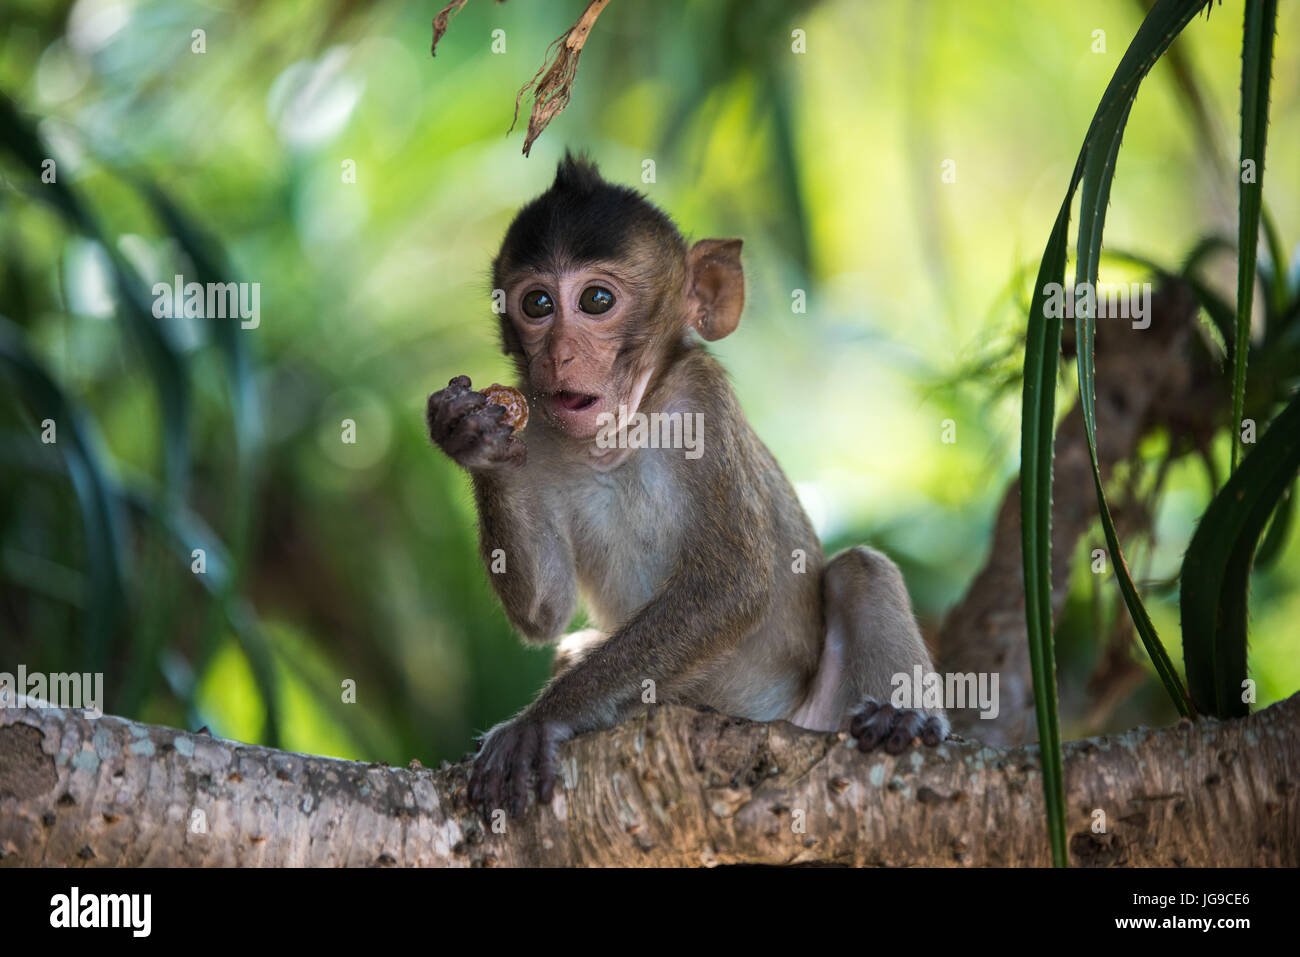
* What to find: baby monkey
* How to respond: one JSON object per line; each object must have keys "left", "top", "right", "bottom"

{"left": 427, "top": 154, "right": 947, "bottom": 816}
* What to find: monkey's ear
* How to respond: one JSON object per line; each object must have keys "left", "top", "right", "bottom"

{"left": 686, "top": 238, "right": 744, "bottom": 341}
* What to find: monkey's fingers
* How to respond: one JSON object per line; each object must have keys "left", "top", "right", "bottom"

{"left": 469, "top": 731, "right": 514, "bottom": 814}
{"left": 442, "top": 406, "right": 504, "bottom": 457}
{"left": 446, "top": 409, "right": 526, "bottom": 469}
{"left": 425, "top": 375, "right": 474, "bottom": 430}
{"left": 536, "top": 723, "right": 570, "bottom": 805}
{"left": 468, "top": 766, "right": 483, "bottom": 805}
{"left": 427, "top": 389, "right": 470, "bottom": 443}
{"left": 430, "top": 387, "right": 488, "bottom": 443}
{"left": 483, "top": 764, "right": 512, "bottom": 816}
{"left": 467, "top": 753, "right": 491, "bottom": 805}
{"left": 508, "top": 722, "right": 540, "bottom": 818}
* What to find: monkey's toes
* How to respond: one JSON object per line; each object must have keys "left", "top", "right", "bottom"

{"left": 852, "top": 701, "right": 897, "bottom": 751}
{"left": 884, "top": 710, "right": 926, "bottom": 754}
{"left": 850, "top": 698, "right": 945, "bottom": 754}
{"left": 919, "top": 715, "right": 947, "bottom": 747}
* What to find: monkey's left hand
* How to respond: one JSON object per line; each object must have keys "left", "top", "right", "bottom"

{"left": 469, "top": 714, "right": 574, "bottom": 817}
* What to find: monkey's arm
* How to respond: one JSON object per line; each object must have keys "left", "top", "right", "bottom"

{"left": 471, "top": 496, "right": 773, "bottom": 815}
{"left": 427, "top": 376, "right": 577, "bottom": 642}
{"left": 534, "top": 545, "right": 769, "bottom": 727}
{"left": 472, "top": 471, "right": 577, "bottom": 643}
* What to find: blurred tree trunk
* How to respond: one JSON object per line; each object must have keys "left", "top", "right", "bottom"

{"left": 936, "top": 281, "right": 1217, "bottom": 745}
{"left": 3, "top": 693, "right": 1295, "bottom": 866}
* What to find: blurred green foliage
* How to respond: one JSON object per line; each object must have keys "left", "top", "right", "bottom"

{"left": 1, "top": 0, "right": 1297, "bottom": 764}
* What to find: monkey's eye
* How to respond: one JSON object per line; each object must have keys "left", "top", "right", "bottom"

{"left": 579, "top": 286, "right": 615, "bottom": 315}
{"left": 521, "top": 289, "right": 554, "bottom": 320}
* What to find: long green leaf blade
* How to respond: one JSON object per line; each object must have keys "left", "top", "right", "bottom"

{"left": 1021, "top": 203, "right": 1071, "bottom": 865}
{"left": 1074, "top": 58, "right": 1193, "bottom": 721}
{"left": 1182, "top": 393, "right": 1300, "bottom": 716}
{"left": 1019, "top": 0, "right": 1204, "bottom": 867}
{"left": 1231, "top": 0, "right": 1278, "bottom": 469}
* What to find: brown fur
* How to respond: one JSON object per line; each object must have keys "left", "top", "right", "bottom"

{"left": 426, "top": 158, "right": 945, "bottom": 815}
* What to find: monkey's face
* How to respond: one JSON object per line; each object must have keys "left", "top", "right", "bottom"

{"left": 503, "top": 263, "right": 654, "bottom": 439}
{"left": 490, "top": 155, "right": 744, "bottom": 444}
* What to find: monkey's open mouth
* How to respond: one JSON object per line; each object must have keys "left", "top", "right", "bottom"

{"left": 552, "top": 390, "right": 599, "bottom": 412}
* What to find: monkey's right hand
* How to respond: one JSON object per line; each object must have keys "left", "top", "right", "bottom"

{"left": 469, "top": 715, "right": 574, "bottom": 817}
{"left": 427, "top": 375, "right": 525, "bottom": 470}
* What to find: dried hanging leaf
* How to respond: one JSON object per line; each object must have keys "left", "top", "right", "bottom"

{"left": 510, "top": 0, "right": 610, "bottom": 156}
{"left": 430, "top": 0, "right": 470, "bottom": 56}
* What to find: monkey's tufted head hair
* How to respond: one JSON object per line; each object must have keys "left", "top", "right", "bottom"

{"left": 492, "top": 151, "right": 687, "bottom": 283}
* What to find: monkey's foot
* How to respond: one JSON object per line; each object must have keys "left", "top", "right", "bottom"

{"left": 469, "top": 716, "right": 574, "bottom": 818}
{"left": 849, "top": 698, "right": 948, "bottom": 754}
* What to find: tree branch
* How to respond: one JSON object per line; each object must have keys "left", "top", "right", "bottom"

{"left": 3, "top": 692, "right": 1295, "bottom": 866}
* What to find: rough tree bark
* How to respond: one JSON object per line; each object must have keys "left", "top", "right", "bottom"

{"left": 2, "top": 692, "right": 1296, "bottom": 866}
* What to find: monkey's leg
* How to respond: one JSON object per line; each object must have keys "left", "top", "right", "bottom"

{"left": 550, "top": 629, "right": 608, "bottom": 678}
{"left": 792, "top": 546, "right": 948, "bottom": 752}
